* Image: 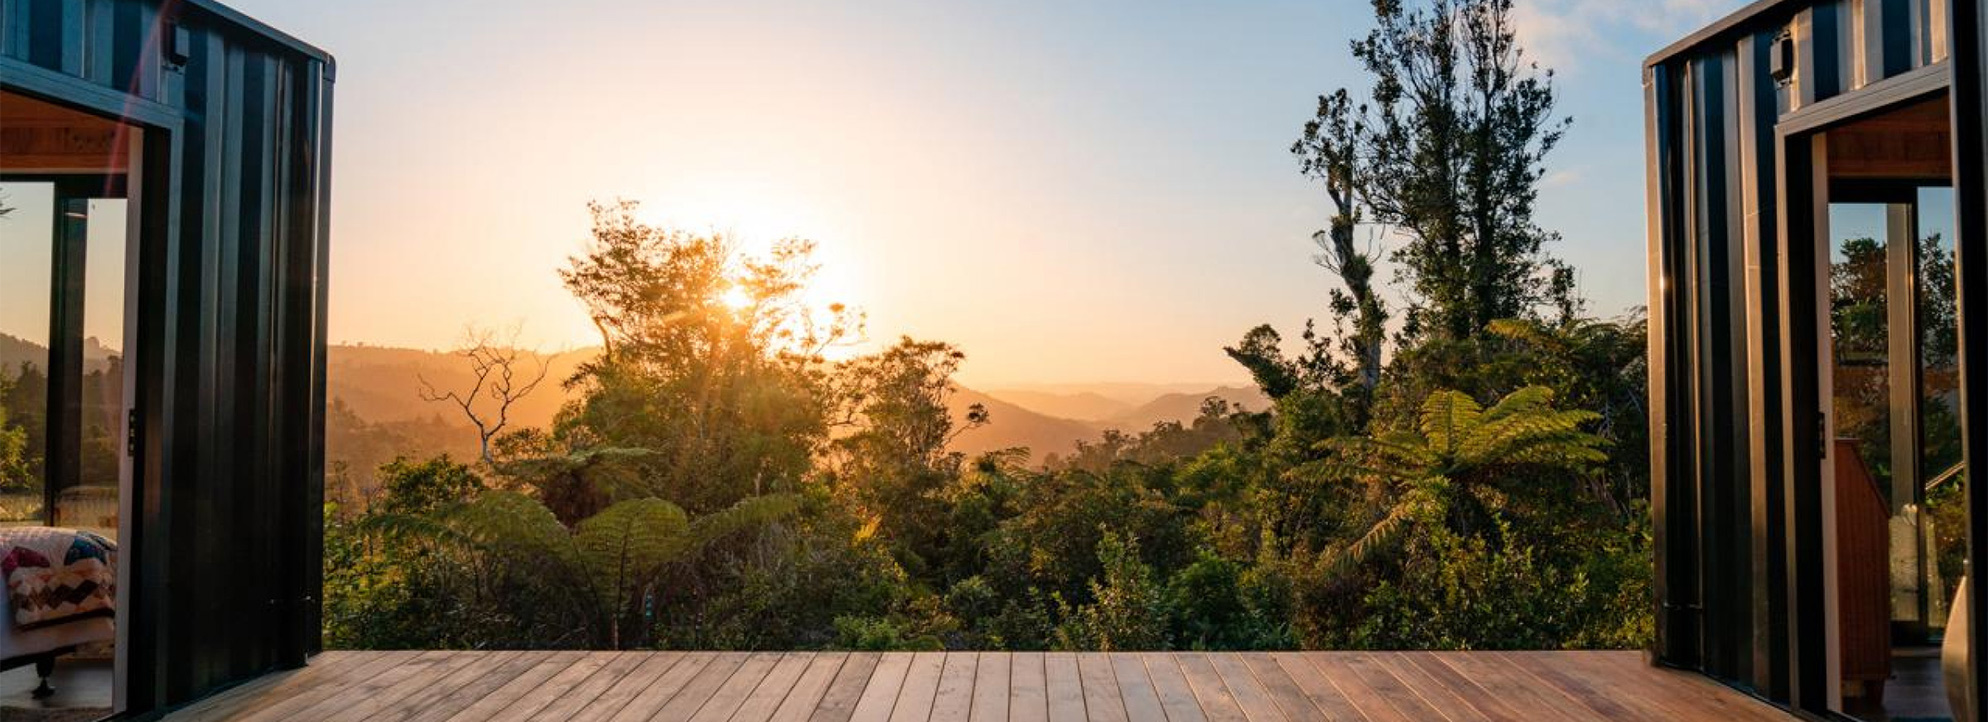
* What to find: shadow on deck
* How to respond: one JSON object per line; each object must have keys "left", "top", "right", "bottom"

{"left": 164, "top": 649, "right": 1797, "bottom": 721}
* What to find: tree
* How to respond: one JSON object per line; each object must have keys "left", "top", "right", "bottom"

{"left": 418, "top": 325, "right": 552, "bottom": 466}
{"left": 1313, "top": 0, "right": 1575, "bottom": 342}
{"left": 0, "top": 371, "right": 28, "bottom": 492}
{"left": 554, "top": 200, "right": 856, "bottom": 512}
{"left": 1318, "top": 385, "right": 1605, "bottom": 572}
{"left": 367, "top": 489, "right": 801, "bottom": 648}
{"left": 1292, "top": 89, "right": 1389, "bottom": 408}
{"left": 1054, "top": 530, "right": 1169, "bottom": 651}
{"left": 828, "top": 338, "right": 987, "bottom": 569}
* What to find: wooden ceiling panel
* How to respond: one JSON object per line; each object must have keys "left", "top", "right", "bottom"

{"left": 1827, "top": 95, "right": 1952, "bottom": 182}
{"left": 0, "top": 90, "right": 133, "bottom": 174}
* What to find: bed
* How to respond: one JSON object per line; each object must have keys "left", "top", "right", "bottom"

{"left": 0, "top": 527, "right": 115, "bottom": 698}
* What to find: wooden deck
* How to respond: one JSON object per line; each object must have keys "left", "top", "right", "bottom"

{"left": 164, "top": 650, "right": 1797, "bottom": 721}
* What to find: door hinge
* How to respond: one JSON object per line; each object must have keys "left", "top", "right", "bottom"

{"left": 1817, "top": 411, "right": 1828, "bottom": 459}
{"left": 126, "top": 409, "right": 140, "bottom": 457}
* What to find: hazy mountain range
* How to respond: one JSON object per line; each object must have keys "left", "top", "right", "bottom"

{"left": 2, "top": 333, "right": 1266, "bottom": 462}
{"left": 324, "top": 345, "right": 1263, "bottom": 459}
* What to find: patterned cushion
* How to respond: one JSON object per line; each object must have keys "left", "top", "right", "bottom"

{"left": 0, "top": 528, "right": 115, "bottom": 629}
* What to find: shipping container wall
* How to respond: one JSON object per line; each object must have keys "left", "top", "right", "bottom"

{"left": 0, "top": 0, "right": 330, "bottom": 714}
{"left": 1647, "top": 0, "right": 1974, "bottom": 716}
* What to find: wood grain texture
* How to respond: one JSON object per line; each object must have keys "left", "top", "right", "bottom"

{"left": 1009, "top": 651, "right": 1049, "bottom": 722}
{"left": 158, "top": 650, "right": 1800, "bottom": 721}
{"left": 968, "top": 652, "right": 1010, "bottom": 722}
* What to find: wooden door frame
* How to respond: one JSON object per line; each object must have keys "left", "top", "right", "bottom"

{"left": 3, "top": 56, "right": 183, "bottom": 718}
{"left": 1772, "top": 62, "right": 1956, "bottom": 717}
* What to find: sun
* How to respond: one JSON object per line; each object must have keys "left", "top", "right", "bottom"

{"left": 720, "top": 286, "right": 754, "bottom": 311}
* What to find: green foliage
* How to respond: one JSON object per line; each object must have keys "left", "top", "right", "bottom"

{"left": 1054, "top": 531, "right": 1169, "bottom": 651}
{"left": 1317, "top": 386, "right": 1606, "bottom": 572}
{"left": 377, "top": 455, "right": 483, "bottom": 516}
{"left": 327, "top": 65, "right": 1655, "bottom": 654}
{"left": 0, "top": 372, "right": 29, "bottom": 492}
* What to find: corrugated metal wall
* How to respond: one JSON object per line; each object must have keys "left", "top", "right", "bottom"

{"left": 0, "top": 0, "right": 330, "bottom": 714}
{"left": 1646, "top": 0, "right": 1961, "bottom": 715}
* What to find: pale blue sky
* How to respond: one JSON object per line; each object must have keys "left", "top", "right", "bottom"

{"left": 230, "top": 0, "right": 1736, "bottom": 385}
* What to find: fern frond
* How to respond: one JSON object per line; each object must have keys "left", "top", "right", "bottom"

{"left": 445, "top": 490, "right": 571, "bottom": 555}
{"left": 575, "top": 497, "right": 692, "bottom": 605}
{"left": 354, "top": 510, "right": 469, "bottom": 546}
{"left": 689, "top": 493, "right": 804, "bottom": 550}
{"left": 1418, "top": 390, "right": 1483, "bottom": 457}
{"left": 1317, "top": 489, "right": 1433, "bottom": 576}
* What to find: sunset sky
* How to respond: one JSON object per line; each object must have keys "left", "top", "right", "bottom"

{"left": 231, "top": 0, "right": 1734, "bottom": 387}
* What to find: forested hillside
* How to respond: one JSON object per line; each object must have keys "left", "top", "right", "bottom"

{"left": 281, "top": 0, "right": 1657, "bottom": 654}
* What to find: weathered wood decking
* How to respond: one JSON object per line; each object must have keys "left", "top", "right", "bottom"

{"left": 163, "top": 650, "right": 1796, "bottom": 721}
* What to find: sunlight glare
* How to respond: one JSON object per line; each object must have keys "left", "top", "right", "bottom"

{"left": 720, "top": 286, "right": 754, "bottom": 311}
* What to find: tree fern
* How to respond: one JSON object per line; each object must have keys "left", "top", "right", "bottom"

{"left": 1315, "top": 385, "right": 1607, "bottom": 575}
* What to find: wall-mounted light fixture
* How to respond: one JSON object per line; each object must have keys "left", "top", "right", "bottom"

{"left": 1769, "top": 30, "right": 1795, "bottom": 85}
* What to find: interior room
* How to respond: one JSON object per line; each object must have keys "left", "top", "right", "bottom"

{"left": 0, "top": 87, "right": 137, "bottom": 720}
{"left": 1820, "top": 93, "right": 1960, "bottom": 722}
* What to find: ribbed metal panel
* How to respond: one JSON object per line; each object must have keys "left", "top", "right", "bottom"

{"left": 0, "top": 0, "right": 329, "bottom": 715}
{"left": 1648, "top": 0, "right": 1977, "bottom": 717}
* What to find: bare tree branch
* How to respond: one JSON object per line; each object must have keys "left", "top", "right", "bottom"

{"left": 420, "top": 324, "right": 554, "bottom": 465}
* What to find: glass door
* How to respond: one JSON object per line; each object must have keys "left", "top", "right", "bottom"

{"left": 0, "top": 181, "right": 129, "bottom": 539}
{"left": 1812, "top": 92, "right": 1961, "bottom": 722}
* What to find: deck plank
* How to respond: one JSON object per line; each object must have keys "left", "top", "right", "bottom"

{"left": 609, "top": 651, "right": 719, "bottom": 722}
{"left": 1430, "top": 652, "right": 1590, "bottom": 722}
{"left": 1210, "top": 652, "right": 1288, "bottom": 722}
{"left": 1266, "top": 652, "right": 1362, "bottom": 722}
{"left": 408, "top": 652, "right": 564, "bottom": 722}
{"left": 1076, "top": 653, "right": 1128, "bottom": 722}
{"left": 846, "top": 652, "right": 914, "bottom": 722}
{"left": 1237, "top": 653, "right": 1328, "bottom": 721}
{"left": 177, "top": 650, "right": 391, "bottom": 722}
{"left": 687, "top": 652, "right": 787, "bottom": 722}
{"left": 1389, "top": 652, "right": 1522, "bottom": 722}
{"left": 279, "top": 650, "right": 458, "bottom": 722}
{"left": 1044, "top": 652, "right": 1087, "bottom": 722}
{"left": 1107, "top": 653, "right": 1166, "bottom": 722}
{"left": 1139, "top": 653, "right": 1207, "bottom": 722}
{"left": 1585, "top": 651, "right": 1794, "bottom": 722}
{"left": 229, "top": 651, "right": 424, "bottom": 722}
{"left": 1493, "top": 652, "right": 1652, "bottom": 722}
{"left": 806, "top": 651, "right": 881, "bottom": 722}
{"left": 1175, "top": 652, "right": 1248, "bottom": 722}
{"left": 378, "top": 651, "right": 524, "bottom": 722}
{"left": 440, "top": 651, "right": 591, "bottom": 722}
{"left": 1367, "top": 653, "right": 1487, "bottom": 722}
{"left": 929, "top": 651, "right": 979, "bottom": 722}
{"left": 1009, "top": 652, "right": 1049, "bottom": 722}
{"left": 1303, "top": 653, "right": 1413, "bottom": 722}
{"left": 653, "top": 651, "right": 752, "bottom": 722}
{"left": 968, "top": 652, "right": 1010, "bottom": 722}
{"left": 731, "top": 652, "right": 817, "bottom": 722}
{"left": 568, "top": 652, "right": 690, "bottom": 722}
{"left": 160, "top": 649, "right": 1804, "bottom": 722}
{"left": 886, "top": 651, "right": 946, "bottom": 722}
{"left": 323, "top": 651, "right": 485, "bottom": 722}
{"left": 772, "top": 652, "right": 850, "bottom": 722}
{"left": 531, "top": 652, "right": 649, "bottom": 721}
{"left": 489, "top": 651, "right": 621, "bottom": 721}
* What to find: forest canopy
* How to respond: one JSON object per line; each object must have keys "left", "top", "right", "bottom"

{"left": 318, "top": 0, "right": 1654, "bottom": 653}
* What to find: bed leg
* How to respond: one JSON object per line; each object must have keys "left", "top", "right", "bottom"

{"left": 31, "top": 656, "right": 53, "bottom": 698}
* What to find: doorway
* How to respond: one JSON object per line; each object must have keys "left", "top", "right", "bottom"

{"left": 0, "top": 88, "right": 139, "bottom": 718}
{"left": 1810, "top": 92, "right": 1963, "bottom": 722}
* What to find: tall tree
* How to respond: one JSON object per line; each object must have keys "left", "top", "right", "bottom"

{"left": 555, "top": 200, "right": 857, "bottom": 512}
{"left": 1322, "top": 0, "right": 1575, "bottom": 342}
{"left": 1292, "top": 90, "right": 1389, "bottom": 406}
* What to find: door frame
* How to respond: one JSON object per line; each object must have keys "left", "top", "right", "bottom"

{"left": 1773, "top": 62, "right": 1958, "bottom": 716}
{"left": 3, "top": 55, "right": 183, "bottom": 718}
